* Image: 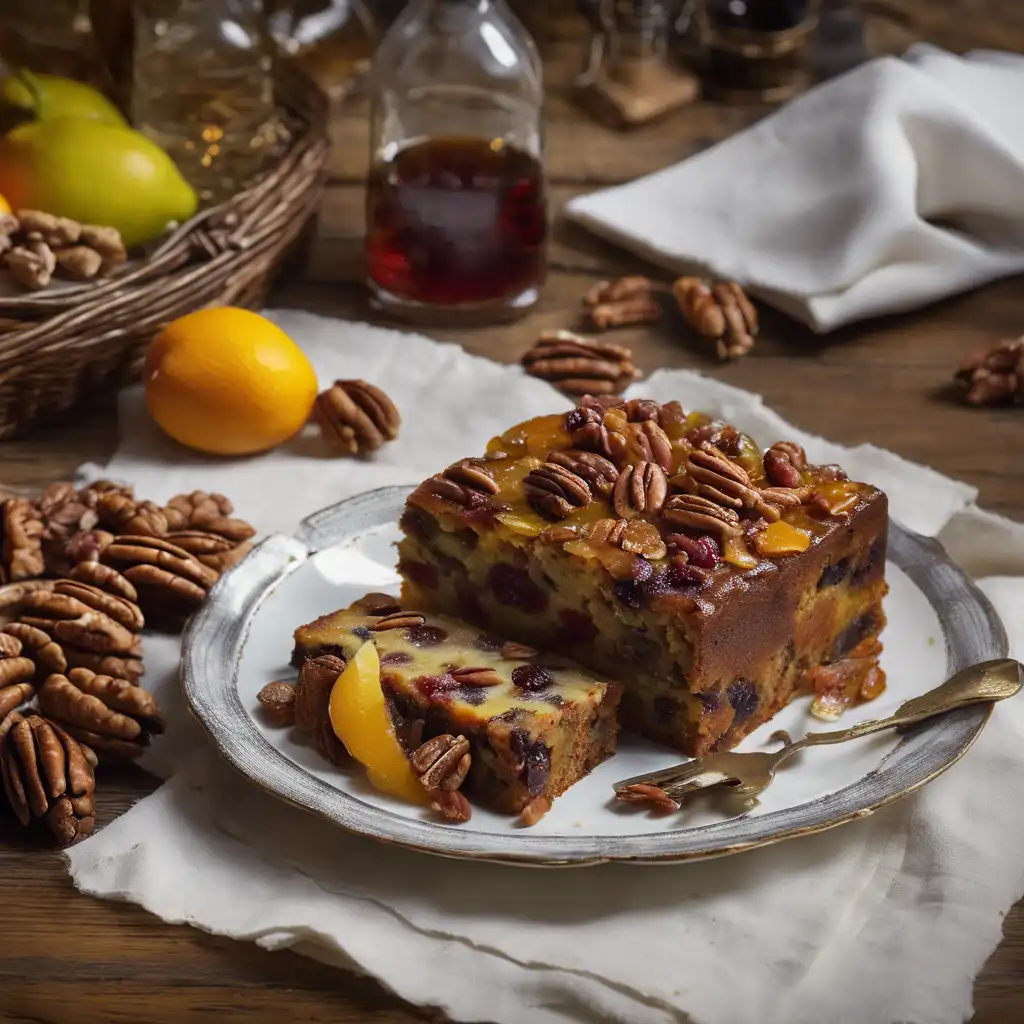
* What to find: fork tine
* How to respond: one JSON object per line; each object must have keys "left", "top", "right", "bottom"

{"left": 614, "top": 758, "right": 735, "bottom": 795}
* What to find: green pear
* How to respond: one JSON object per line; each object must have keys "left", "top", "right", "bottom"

{"left": 0, "top": 118, "right": 198, "bottom": 248}
{"left": 1, "top": 70, "right": 127, "bottom": 126}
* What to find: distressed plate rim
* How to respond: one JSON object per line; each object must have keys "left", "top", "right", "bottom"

{"left": 181, "top": 485, "right": 1008, "bottom": 867}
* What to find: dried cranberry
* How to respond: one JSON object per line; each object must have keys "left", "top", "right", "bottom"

{"left": 557, "top": 609, "right": 597, "bottom": 647}
{"left": 405, "top": 625, "right": 448, "bottom": 648}
{"left": 380, "top": 651, "right": 413, "bottom": 666}
{"left": 698, "top": 690, "right": 723, "bottom": 713}
{"left": 667, "top": 533, "right": 720, "bottom": 569}
{"left": 764, "top": 449, "right": 802, "bottom": 489}
{"left": 454, "top": 686, "right": 487, "bottom": 706}
{"left": 524, "top": 742, "right": 551, "bottom": 797}
{"left": 398, "top": 558, "right": 439, "bottom": 590}
{"left": 663, "top": 562, "right": 709, "bottom": 588}
{"left": 565, "top": 408, "right": 589, "bottom": 431}
{"left": 352, "top": 625, "right": 372, "bottom": 640}
{"left": 418, "top": 672, "right": 459, "bottom": 698}
{"left": 629, "top": 556, "right": 655, "bottom": 583}
{"left": 399, "top": 506, "right": 438, "bottom": 541}
{"left": 487, "top": 564, "right": 549, "bottom": 614}
{"left": 687, "top": 420, "right": 740, "bottom": 455}
{"left": 817, "top": 464, "right": 849, "bottom": 482}
{"left": 512, "top": 664, "right": 554, "bottom": 691}
{"left": 727, "top": 679, "right": 759, "bottom": 722}
{"left": 612, "top": 579, "right": 645, "bottom": 610}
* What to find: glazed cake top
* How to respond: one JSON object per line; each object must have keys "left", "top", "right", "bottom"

{"left": 293, "top": 607, "right": 617, "bottom": 725}
{"left": 405, "top": 396, "right": 881, "bottom": 588}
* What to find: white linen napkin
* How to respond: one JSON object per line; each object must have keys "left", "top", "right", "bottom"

{"left": 66, "top": 312, "right": 1024, "bottom": 1024}
{"left": 564, "top": 46, "right": 1024, "bottom": 333}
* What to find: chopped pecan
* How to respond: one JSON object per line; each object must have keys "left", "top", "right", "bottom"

{"left": 314, "top": 379, "right": 402, "bottom": 455}
{"left": 0, "top": 632, "right": 21, "bottom": 658}
{"left": 621, "top": 398, "right": 662, "bottom": 422}
{"left": 524, "top": 462, "right": 592, "bottom": 521}
{"left": 293, "top": 654, "right": 347, "bottom": 734}
{"left": 662, "top": 493, "right": 742, "bottom": 537}
{"left": 449, "top": 666, "right": 503, "bottom": 687}
{"left": 2, "top": 498, "right": 45, "bottom": 582}
{"left": 411, "top": 734, "right": 471, "bottom": 792}
{"left": 519, "top": 795, "right": 552, "bottom": 826}
{"left": 64, "top": 529, "right": 116, "bottom": 567}
{"left": 673, "top": 277, "right": 758, "bottom": 360}
{"left": 257, "top": 680, "right": 297, "bottom": 727}
{"left": 584, "top": 276, "right": 664, "bottom": 330}
{"left": 584, "top": 517, "right": 667, "bottom": 560}
{"left": 431, "top": 788, "right": 472, "bottom": 823}
{"left": 955, "top": 336, "right": 1023, "bottom": 406}
{"left": 677, "top": 443, "right": 781, "bottom": 521}
{"left": 371, "top": 611, "right": 426, "bottom": 632}
{"left": 0, "top": 711, "right": 95, "bottom": 847}
{"left": 612, "top": 461, "right": 668, "bottom": 518}
{"left": 521, "top": 330, "right": 640, "bottom": 396}
{"left": 615, "top": 783, "right": 680, "bottom": 813}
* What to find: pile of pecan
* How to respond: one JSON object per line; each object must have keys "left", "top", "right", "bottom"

{"left": 1, "top": 210, "right": 127, "bottom": 290}
{"left": 0, "top": 480, "right": 256, "bottom": 846}
{"left": 955, "top": 337, "right": 1023, "bottom": 407}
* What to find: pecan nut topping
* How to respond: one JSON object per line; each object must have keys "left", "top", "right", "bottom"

{"left": 426, "top": 458, "right": 500, "bottom": 507}
{"left": 547, "top": 449, "right": 619, "bottom": 496}
{"left": 521, "top": 330, "right": 640, "bottom": 396}
{"left": 524, "top": 462, "right": 592, "bottom": 521}
{"left": 0, "top": 711, "right": 96, "bottom": 847}
{"left": 678, "top": 443, "right": 782, "bottom": 521}
{"left": 314, "top": 379, "right": 402, "bottom": 455}
{"left": 500, "top": 641, "right": 538, "bottom": 660}
{"left": 257, "top": 680, "right": 297, "bottom": 727}
{"left": 584, "top": 517, "right": 667, "bottom": 560}
{"left": 450, "top": 665, "right": 503, "bottom": 687}
{"left": 572, "top": 420, "right": 630, "bottom": 465}
{"left": 615, "top": 783, "right": 680, "bottom": 813}
{"left": 955, "top": 336, "right": 1023, "bottom": 406}
{"left": 410, "top": 733, "right": 471, "bottom": 792}
{"left": 763, "top": 441, "right": 807, "bottom": 488}
{"left": 371, "top": 610, "right": 426, "bottom": 632}
{"left": 632, "top": 420, "right": 673, "bottom": 472}
{"left": 294, "top": 654, "right": 347, "bottom": 734}
{"left": 583, "top": 276, "right": 663, "bottom": 331}
{"left": 612, "top": 461, "right": 668, "bottom": 518}
{"left": 662, "top": 493, "right": 742, "bottom": 537}
{"left": 673, "top": 277, "right": 758, "bottom": 361}
{"left": 431, "top": 788, "right": 472, "bottom": 823}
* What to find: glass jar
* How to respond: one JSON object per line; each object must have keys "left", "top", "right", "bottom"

{"left": 132, "top": 0, "right": 289, "bottom": 205}
{"left": 364, "top": 0, "right": 547, "bottom": 325}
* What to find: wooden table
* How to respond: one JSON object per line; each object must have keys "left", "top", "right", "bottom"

{"left": 2, "top": 6, "right": 1023, "bottom": 1023}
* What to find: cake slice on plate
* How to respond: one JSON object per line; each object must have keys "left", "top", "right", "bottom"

{"left": 396, "top": 396, "right": 888, "bottom": 756}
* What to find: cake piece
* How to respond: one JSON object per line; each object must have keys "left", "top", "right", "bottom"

{"left": 293, "top": 604, "right": 622, "bottom": 814}
{"left": 396, "top": 397, "right": 888, "bottom": 756}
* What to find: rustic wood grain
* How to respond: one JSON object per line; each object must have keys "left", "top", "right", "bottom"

{"left": 1, "top": 5, "right": 1023, "bottom": 1023}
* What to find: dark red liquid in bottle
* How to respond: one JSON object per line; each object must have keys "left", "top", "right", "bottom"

{"left": 365, "top": 136, "right": 547, "bottom": 311}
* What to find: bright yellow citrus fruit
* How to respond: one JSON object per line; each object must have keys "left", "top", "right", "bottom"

{"left": 329, "top": 641, "right": 427, "bottom": 804}
{"left": 145, "top": 308, "right": 318, "bottom": 456}
{"left": 0, "top": 192, "right": 10, "bottom": 216}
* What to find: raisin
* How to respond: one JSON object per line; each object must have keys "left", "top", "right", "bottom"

{"left": 380, "top": 651, "right": 413, "bottom": 666}
{"left": 456, "top": 527, "right": 479, "bottom": 550}
{"left": 698, "top": 690, "right": 723, "bottom": 713}
{"left": 557, "top": 609, "right": 597, "bottom": 646}
{"left": 565, "top": 408, "right": 589, "bottom": 431}
{"left": 613, "top": 579, "right": 645, "bottom": 609}
{"left": 851, "top": 538, "right": 885, "bottom": 585}
{"left": 818, "top": 558, "right": 850, "bottom": 589}
{"left": 398, "top": 558, "right": 439, "bottom": 590}
{"left": 405, "top": 625, "right": 448, "bottom": 648}
{"left": 418, "top": 672, "right": 459, "bottom": 698}
{"left": 524, "top": 742, "right": 551, "bottom": 797}
{"left": 487, "top": 564, "right": 549, "bottom": 614}
{"left": 653, "top": 695, "right": 678, "bottom": 723}
{"left": 455, "top": 687, "right": 487, "bottom": 706}
{"left": 727, "top": 679, "right": 759, "bottom": 722}
{"left": 352, "top": 625, "right": 372, "bottom": 640}
{"left": 399, "top": 505, "right": 438, "bottom": 541}
{"left": 618, "top": 629, "right": 657, "bottom": 664}
{"left": 512, "top": 664, "right": 554, "bottom": 691}
{"left": 473, "top": 632, "right": 503, "bottom": 652}
{"left": 833, "top": 611, "right": 881, "bottom": 659}
{"left": 666, "top": 533, "right": 720, "bottom": 569}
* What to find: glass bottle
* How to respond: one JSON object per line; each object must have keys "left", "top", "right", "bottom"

{"left": 132, "top": 0, "right": 290, "bottom": 206}
{"left": 365, "top": 0, "right": 547, "bottom": 325}
{"left": 0, "top": 0, "right": 102, "bottom": 83}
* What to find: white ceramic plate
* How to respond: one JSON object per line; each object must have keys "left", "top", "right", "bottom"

{"left": 182, "top": 486, "right": 1007, "bottom": 866}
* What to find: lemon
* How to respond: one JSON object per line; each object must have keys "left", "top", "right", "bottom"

{"left": 145, "top": 308, "right": 319, "bottom": 456}
{"left": 1, "top": 71, "right": 127, "bottom": 126}
{"left": 0, "top": 118, "right": 197, "bottom": 247}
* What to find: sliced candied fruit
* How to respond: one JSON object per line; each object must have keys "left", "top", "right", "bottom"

{"left": 329, "top": 641, "right": 427, "bottom": 804}
{"left": 753, "top": 521, "right": 811, "bottom": 556}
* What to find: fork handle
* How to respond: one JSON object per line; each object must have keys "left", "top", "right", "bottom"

{"left": 798, "top": 658, "right": 1022, "bottom": 750}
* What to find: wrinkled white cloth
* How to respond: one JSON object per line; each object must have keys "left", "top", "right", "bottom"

{"left": 565, "top": 46, "right": 1024, "bottom": 333}
{"left": 65, "top": 313, "right": 1024, "bottom": 1024}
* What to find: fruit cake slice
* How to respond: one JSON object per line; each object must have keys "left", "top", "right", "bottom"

{"left": 396, "top": 396, "right": 888, "bottom": 756}
{"left": 292, "top": 602, "right": 622, "bottom": 814}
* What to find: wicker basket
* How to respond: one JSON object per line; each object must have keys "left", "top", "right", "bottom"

{"left": 0, "top": 67, "right": 331, "bottom": 441}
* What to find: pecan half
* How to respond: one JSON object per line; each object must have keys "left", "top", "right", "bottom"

{"left": 500, "top": 641, "right": 538, "bottom": 660}
{"left": 449, "top": 666, "right": 503, "bottom": 687}
{"left": 612, "top": 461, "right": 668, "bottom": 518}
{"left": 763, "top": 441, "right": 807, "bottom": 488}
{"left": 2, "top": 498, "right": 45, "bottom": 582}
{"left": 955, "top": 336, "right": 1023, "bottom": 406}
{"left": 572, "top": 420, "right": 629, "bottom": 465}
{"left": 411, "top": 734, "right": 471, "bottom": 792}
{"left": 294, "top": 654, "right": 346, "bottom": 734}
{"left": 257, "top": 680, "right": 297, "bottom": 727}
{"left": 314, "top": 379, "right": 402, "bottom": 454}
{"left": 371, "top": 611, "right": 426, "bottom": 632}
{"left": 519, "top": 795, "right": 552, "bottom": 826}
{"left": 4, "top": 623, "right": 67, "bottom": 676}
{"left": 662, "top": 494, "right": 742, "bottom": 537}
{"left": 431, "top": 789, "right": 472, "bottom": 823}
{"left": 673, "top": 277, "right": 758, "bottom": 360}
{"left": 163, "top": 492, "right": 255, "bottom": 543}
{"left": 521, "top": 330, "right": 640, "bottom": 396}
{"left": 583, "top": 276, "right": 663, "bottom": 330}
{"left": 524, "top": 462, "right": 592, "bottom": 521}
{"left": 546, "top": 450, "right": 619, "bottom": 496}
{"left": 632, "top": 420, "right": 673, "bottom": 471}
{"left": 443, "top": 458, "right": 500, "bottom": 496}
{"left": 678, "top": 443, "right": 781, "bottom": 521}
{"left": 615, "top": 783, "right": 680, "bottom": 813}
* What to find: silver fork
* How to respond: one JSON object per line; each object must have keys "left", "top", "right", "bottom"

{"left": 614, "top": 658, "right": 1023, "bottom": 807}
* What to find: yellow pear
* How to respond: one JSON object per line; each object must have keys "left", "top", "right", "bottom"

{"left": 1, "top": 71, "right": 127, "bottom": 126}
{"left": 0, "top": 118, "right": 198, "bottom": 247}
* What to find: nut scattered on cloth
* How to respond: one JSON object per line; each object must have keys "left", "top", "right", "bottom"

{"left": 521, "top": 330, "right": 640, "bottom": 396}
{"left": 313, "top": 380, "right": 402, "bottom": 456}
{"left": 673, "top": 277, "right": 759, "bottom": 360}
{"left": 955, "top": 336, "right": 1023, "bottom": 406}
{"left": 583, "top": 276, "right": 664, "bottom": 330}
{"left": 0, "top": 210, "right": 127, "bottom": 290}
